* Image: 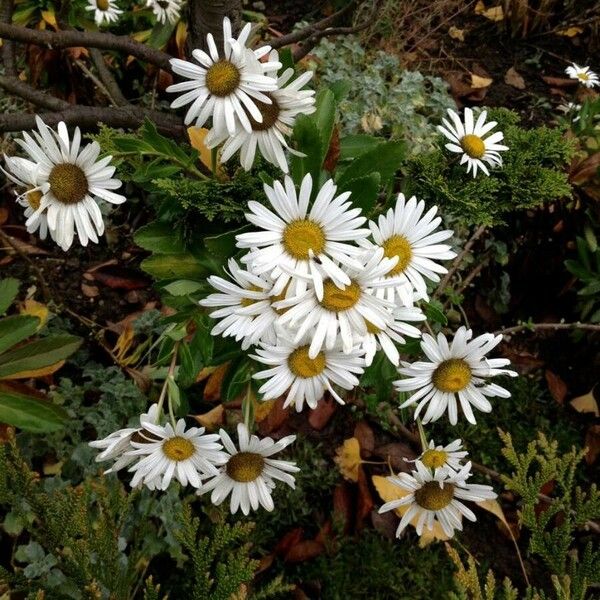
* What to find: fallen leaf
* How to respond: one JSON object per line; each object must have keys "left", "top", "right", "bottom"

{"left": 475, "top": 1, "right": 505, "bottom": 21}
{"left": 254, "top": 398, "right": 276, "bottom": 422}
{"left": 284, "top": 540, "right": 324, "bottom": 563}
{"left": 570, "top": 386, "right": 599, "bottom": 417}
{"left": 334, "top": 437, "right": 362, "bottom": 482}
{"left": 18, "top": 299, "right": 48, "bottom": 328}
{"left": 275, "top": 528, "right": 304, "bottom": 556}
{"left": 557, "top": 26, "right": 583, "bottom": 37}
{"left": 542, "top": 75, "right": 577, "bottom": 88}
{"left": 89, "top": 265, "right": 150, "bottom": 290}
{"left": 333, "top": 484, "right": 353, "bottom": 533}
{"left": 43, "top": 459, "right": 63, "bottom": 475}
{"left": 81, "top": 283, "right": 99, "bottom": 298}
{"left": 570, "top": 152, "right": 600, "bottom": 186}
{"left": 372, "top": 475, "right": 451, "bottom": 546}
{"left": 545, "top": 370, "right": 568, "bottom": 405}
{"left": 41, "top": 9, "right": 57, "bottom": 28}
{"left": 175, "top": 20, "right": 188, "bottom": 58}
{"left": 373, "top": 442, "right": 417, "bottom": 472}
{"left": 448, "top": 26, "right": 465, "bottom": 41}
{"left": 477, "top": 498, "right": 519, "bottom": 539}
{"left": 307, "top": 396, "right": 336, "bottom": 430}
{"left": 353, "top": 421, "right": 375, "bottom": 453}
{"left": 188, "top": 127, "right": 214, "bottom": 172}
{"left": 470, "top": 73, "right": 493, "bottom": 88}
{"left": 323, "top": 126, "right": 340, "bottom": 172}
{"left": 193, "top": 405, "right": 225, "bottom": 430}
{"left": 257, "top": 397, "right": 289, "bottom": 435}
{"left": 203, "top": 362, "right": 230, "bottom": 402}
{"left": 505, "top": 67, "right": 526, "bottom": 90}
{"left": 356, "top": 467, "right": 373, "bottom": 528}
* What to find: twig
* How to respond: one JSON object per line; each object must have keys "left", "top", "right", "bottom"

{"left": 292, "top": 23, "right": 370, "bottom": 61}
{"left": 0, "top": 22, "right": 172, "bottom": 70}
{"left": 494, "top": 322, "right": 600, "bottom": 336}
{"left": 87, "top": 49, "right": 128, "bottom": 106}
{"left": 0, "top": 75, "right": 70, "bottom": 111}
{"left": 0, "top": 0, "right": 16, "bottom": 76}
{"left": 0, "top": 228, "right": 51, "bottom": 302}
{"left": 0, "top": 105, "right": 185, "bottom": 138}
{"left": 73, "top": 57, "right": 118, "bottom": 105}
{"left": 434, "top": 225, "right": 486, "bottom": 299}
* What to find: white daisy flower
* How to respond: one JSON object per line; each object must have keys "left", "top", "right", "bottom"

{"left": 274, "top": 247, "right": 402, "bottom": 358}
{"left": 199, "top": 258, "right": 287, "bottom": 349}
{"left": 127, "top": 419, "right": 228, "bottom": 490}
{"left": 362, "top": 193, "right": 456, "bottom": 305}
{"left": 379, "top": 460, "right": 496, "bottom": 538}
{"left": 206, "top": 50, "right": 316, "bottom": 173}
{"left": 438, "top": 107, "right": 509, "bottom": 177}
{"left": 252, "top": 334, "right": 365, "bottom": 411}
{"left": 89, "top": 404, "right": 161, "bottom": 474}
{"left": 361, "top": 304, "right": 425, "bottom": 367}
{"left": 2, "top": 155, "right": 54, "bottom": 243}
{"left": 237, "top": 174, "right": 370, "bottom": 300}
{"left": 406, "top": 439, "right": 468, "bottom": 475}
{"left": 167, "top": 17, "right": 281, "bottom": 135}
{"left": 557, "top": 102, "right": 582, "bottom": 122}
{"left": 394, "top": 326, "right": 517, "bottom": 425}
{"left": 199, "top": 423, "right": 299, "bottom": 515}
{"left": 146, "top": 0, "right": 182, "bottom": 24}
{"left": 565, "top": 63, "right": 599, "bottom": 88}
{"left": 8, "top": 116, "right": 125, "bottom": 251}
{"left": 85, "top": 0, "right": 122, "bottom": 26}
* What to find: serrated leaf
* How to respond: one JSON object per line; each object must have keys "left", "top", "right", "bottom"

{"left": 0, "top": 383, "right": 67, "bottom": 432}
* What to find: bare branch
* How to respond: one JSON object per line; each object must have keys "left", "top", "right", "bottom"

{"left": 0, "top": 0, "right": 16, "bottom": 76}
{"left": 0, "top": 22, "right": 173, "bottom": 70}
{"left": 0, "top": 105, "right": 184, "bottom": 138}
{"left": 494, "top": 322, "right": 600, "bottom": 336}
{"left": 0, "top": 75, "right": 70, "bottom": 111}
{"left": 292, "top": 24, "right": 369, "bottom": 61}
{"left": 87, "top": 48, "right": 128, "bottom": 106}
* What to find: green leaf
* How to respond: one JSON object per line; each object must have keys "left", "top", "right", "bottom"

{"left": 0, "top": 335, "right": 81, "bottom": 379}
{"left": 163, "top": 280, "right": 205, "bottom": 296}
{"left": 329, "top": 80, "right": 351, "bottom": 102}
{"left": 423, "top": 300, "right": 448, "bottom": 326}
{"left": 204, "top": 225, "right": 247, "bottom": 258}
{"left": 0, "top": 278, "right": 20, "bottom": 315}
{"left": 290, "top": 114, "right": 323, "bottom": 188}
{"left": 339, "top": 173, "right": 380, "bottom": 214}
{"left": 337, "top": 141, "right": 405, "bottom": 188}
{"left": 0, "top": 315, "right": 40, "bottom": 356}
{"left": 141, "top": 254, "right": 208, "bottom": 280}
{"left": 223, "top": 358, "right": 253, "bottom": 402}
{"left": 278, "top": 47, "right": 294, "bottom": 71}
{"left": 0, "top": 383, "right": 67, "bottom": 432}
{"left": 134, "top": 221, "right": 187, "bottom": 254}
{"left": 339, "top": 135, "right": 384, "bottom": 161}
{"left": 314, "top": 88, "right": 336, "bottom": 165}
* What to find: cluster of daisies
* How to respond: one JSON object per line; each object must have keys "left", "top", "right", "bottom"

{"left": 86, "top": 0, "right": 184, "bottom": 26}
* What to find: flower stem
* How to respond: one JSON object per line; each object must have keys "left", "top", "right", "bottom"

{"left": 156, "top": 341, "right": 180, "bottom": 423}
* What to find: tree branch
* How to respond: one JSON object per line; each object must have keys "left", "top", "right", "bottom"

{"left": 0, "top": 22, "right": 173, "bottom": 70}
{"left": 87, "top": 48, "right": 128, "bottom": 106}
{"left": 494, "top": 322, "right": 600, "bottom": 336}
{"left": 0, "top": 105, "right": 184, "bottom": 138}
{"left": 0, "top": 75, "right": 70, "bottom": 110}
{"left": 187, "top": 0, "right": 242, "bottom": 53}
{"left": 292, "top": 24, "right": 370, "bottom": 61}
{"left": 0, "top": 0, "right": 15, "bottom": 76}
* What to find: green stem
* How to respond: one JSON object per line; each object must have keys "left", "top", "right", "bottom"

{"left": 416, "top": 418, "right": 428, "bottom": 453}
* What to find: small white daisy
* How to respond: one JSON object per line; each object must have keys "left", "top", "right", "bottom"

{"left": 406, "top": 439, "right": 469, "bottom": 475}
{"left": 237, "top": 174, "right": 370, "bottom": 300}
{"left": 206, "top": 50, "right": 316, "bottom": 172}
{"left": 199, "top": 423, "right": 299, "bottom": 515}
{"left": 89, "top": 404, "right": 160, "bottom": 474}
{"left": 362, "top": 193, "right": 456, "bottom": 304}
{"left": 199, "top": 258, "right": 287, "bottom": 349}
{"left": 146, "top": 0, "right": 182, "bottom": 24}
{"left": 275, "top": 248, "right": 401, "bottom": 358}
{"left": 379, "top": 460, "right": 496, "bottom": 538}
{"left": 394, "top": 326, "right": 517, "bottom": 425}
{"left": 557, "top": 101, "right": 582, "bottom": 122}
{"left": 127, "top": 419, "right": 228, "bottom": 490}
{"left": 438, "top": 107, "right": 509, "bottom": 177}
{"left": 7, "top": 116, "right": 125, "bottom": 251}
{"left": 85, "top": 0, "right": 122, "bottom": 26}
{"left": 361, "top": 304, "right": 425, "bottom": 367}
{"left": 167, "top": 17, "right": 280, "bottom": 135}
{"left": 253, "top": 335, "right": 365, "bottom": 411}
{"left": 565, "top": 63, "right": 599, "bottom": 88}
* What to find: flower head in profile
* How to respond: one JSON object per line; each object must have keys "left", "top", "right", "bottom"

{"left": 438, "top": 108, "right": 508, "bottom": 177}
{"left": 85, "top": 0, "right": 122, "bottom": 26}
{"left": 379, "top": 460, "right": 496, "bottom": 538}
{"left": 253, "top": 334, "right": 365, "bottom": 411}
{"left": 127, "top": 419, "right": 228, "bottom": 490}
{"left": 5, "top": 116, "right": 125, "bottom": 251}
{"left": 146, "top": 0, "right": 182, "bottom": 24}
{"left": 394, "top": 326, "right": 517, "bottom": 425}
{"left": 406, "top": 439, "right": 468, "bottom": 476}
{"left": 206, "top": 50, "right": 316, "bottom": 172}
{"left": 565, "top": 63, "right": 599, "bottom": 88}
{"left": 237, "top": 174, "right": 370, "bottom": 300}
{"left": 199, "top": 423, "right": 299, "bottom": 514}
{"left": 557, "top": 101, "right": 582, "bottom": 122}
{"left": 362, "top": 193, "right": 456, "bottom": 304}
{"left": 167, "top": 17, "right": 280, "bottom": 135}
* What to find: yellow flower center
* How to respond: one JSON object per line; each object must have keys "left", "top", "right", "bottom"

{"left": 320, "top": 279, "right": 361, "bottom": 312}
{"left": 460, "top": 134, "right": 486, "bottom": 159}
{"left": 240, "top": 285, "right": 263, "bottom": 307}
{"left": 421, "top": 449, "right": 449, "bottom": 470}
{"left": 48, "top": 163, "right": 89, "bottom": 205}
{"left": 578, "top": 72, "right": 590, "bottom": 82}
{"left": 226, "top": 451, "right": 265, "bottom": 482}
{"left": 365, "top": 320, "right": 381, "bottom": 334}
{"left": 248, "top": 94, "right": 281, "bottom": 131}
{"left": 288, "top": 345, "right": 326, "bottom": 378}
{"left": 96, "top": 0, "right": 110, "bottom": 10}
{"left": 282, "top": 219, "right": 326, "bottom": 260}
{"left": 382, "top": 235, "right": 413, "bottom": 276}
{"left": 162, "top": 436, "right": 195, "bottom": 461}
{"left": 414, "top": 482, "right": 455, "bottom": 510}
{"left": 26, "top": 189, "right": 43, "bottom": 211}
{"left": 205, "top": 60, "right": 241, "bottom": 97}
{"left": 432, "top": 358, "right": 472, "bottom": 393}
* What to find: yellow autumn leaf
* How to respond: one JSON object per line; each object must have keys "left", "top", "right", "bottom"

{"left": 254, "top": 398, "right": 276, "bottom": 422}
{"left": 448, "top": 26, "right": 465, "bottom": 42}
{"left": 193, "top": 404, "right": 225, "bottom": 430}
{"left": 187, "top": 127, "right": 227, "bottom": 179}
{"left": 204, "top": 362, "right": 230, "bottom": 402}
{"left": 196, "top": 366, "right": 217, "bottom": 383}
{"left": 113, "top": 326, "right": 135, "bottom": 361}
{"left": 1, "top": 360, "right": 65, "bottom": 380}
{"left": 41, "top": 9, "right": 57, "bottom": 27}
{"left": 557, "top": 27, "right": 583, "bottom": 37}
{"left": 19, "top": 299, "right": 49, "bottom": 329}
{"left": 334, "top": 437, "right": 362, "bottom": 482}
{"left": 570, "top": 387, "right": 599, "bottom": 417}
{"left": 470, "top": 73, "right": 493, "bottom": 88}
{"left": 175, "top": 21, "right": 188, "bottom": 56}
{"left": 372, "top": 474, "right": 451, "bottom": 547}
{"left": 475, "top": 2, "right": 505, "bottom": 21}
